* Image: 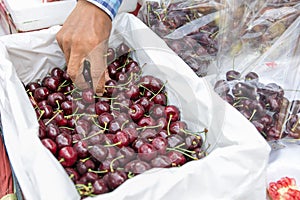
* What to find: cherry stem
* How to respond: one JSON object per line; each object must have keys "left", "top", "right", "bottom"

{"left": 75, "top": 130, "right": 104, "bottom": 143}
{"left": 127, "top": 171, "right": 135, "bottom": 179}
{"left": 91, "top": 118, "right": 108, "bottom": 131}
{"left": 166, "top": 147, "right": 198, "bottom": 160}
{"left": 174, "top": 144, "right": 196, "bottom": 154}
{"left": 59, "top": 126, "right": 74, "bottom": 131}
{"left": 55, "top": 100, "right": 61, "bottom": 110}
{"left": 57, "top": 80, "right": 68, "bottom": 91}
{"left": 28, "top": 92, "right": 39, "bottom": 110}
{"left": 37, "top": 110, "right": 45, "bottom": 121}
{"left": 149, "top": 81, "right": 167, "bottom": 101}
{"left": 138, "top": 84, "right": 156, "bottom": 95}
{"left": 113, "top": 102, "right": 130, "bottom": 110}
{"left": 167, "top": 114, "right": 173, "bottom": 135}
{"left": 180, "top": 128, "right": 207, "bottom": 138}
{"left": 64, "top": 107, "right": 79, "bottom": 119}
{"left": 136, "top": 124, "right": 162, "bottom": 131}
{"left": 94, "top": 96, "right": 118, "bottom": 100}
{"left": 45, "top": 110, "right": 62, "bottom": 126}
{"left": 69, "top": 174, "right": 75, "bottom": 180}
{"left": 88, "top": 168, "right": 108, "bottom": 174}
{"left": 76, "top": 183, "right": 93, "bottom": 196}
{"left": 59, "top": 158, "right": 64, "bottom": 163}
{"left": 291, "top": 118, "right": 300, "bottom": 132}
{"left": 249, "top": 109, "right": 257, "bottom": 121}
{"left": 110, "top": 155, "right": 124, "bottom": 173}
{"left": 80, "top": 157, "right": 90, "bottom": 162}
{"left": 104, "top": 141, "right": 122, "bottom": 147}
{"left": 121, "top": 120, "right": 129, "bottom": 130}
{"left": 73, "top": 113, "right": 98, "bottom": 118}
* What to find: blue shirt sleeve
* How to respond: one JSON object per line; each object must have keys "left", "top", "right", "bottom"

{"left": 86, "top": 0, "right": 123, "bottom": 20}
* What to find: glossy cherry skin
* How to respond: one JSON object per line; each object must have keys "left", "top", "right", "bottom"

{"left": 92, "top": 179, "right": 110, "bottom": 195}
{"left": 151, "top": 155, "right": 172, "bottom": 168}
{"left": 129, "top": 104, "right": 145, "bottom": 121}
{"left": 124, "top": 160, "right": 152, "bottom": 174}
{"left": 34, "top": 87, "right": 50, "bottom": 102}
{"left": 41, "top": 138, "right": 57, "bottom": 155}
{"left": 167, "top": 151, "right": 186, "bottom": 166}
{"left": 106, "top": 170, "right": 128, "bottom": 190}
{"left": 151, "top": 136, "right": 167, "bottom": 154}
{"left": 58, "top": 146, "right": 78, "bottom": 167}
{"left": 138, "top": 143, "right": 158, "bottom": 162}
{"left": 95, "top": 101, "right": 111, "bottom": 115}
{"left": 55, "top": 132, "right": 72, "bottom": 149}
{"left": 164, "top": 105, "right": 180, "bottom": 122}
{"left": 42, "top": 76, "right": 61, "bottom": 91}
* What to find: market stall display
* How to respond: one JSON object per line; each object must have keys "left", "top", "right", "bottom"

{"left": 0, "top": 13, "right": 270, "bottom": 200}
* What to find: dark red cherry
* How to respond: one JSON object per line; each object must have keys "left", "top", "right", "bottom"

{"left": 138, "top": 143, "right": 158, "bottom": 162}
{"left": 41, "top": 138, "right": 57, "bottom": 155}
{"left": 164, "top": 105, "right": 180, "bottom": 122}
{"left": 34, "top": 87, "right": 50, "bottom": 102}
{"left": 129, "top": 104, "right": 145, "bottom": 121}
{"left": 58, "top": 146, "right": 78, "bottom": 167}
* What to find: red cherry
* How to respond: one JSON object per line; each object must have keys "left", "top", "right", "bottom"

{"left": 138, "top": 143, "right": 157, "bottom": 162}
{"left": 129, "top": 104, "right": 145, "bottom": 121}
{"left": 34, "top": 87, "right": 50, "bottom": 102}
{"left": 165, "top": 105, "right": 180, "bottom": 122}
{"left": 58, "top": 146, "right": 78, "bottom": 167}
{"left": 41, "top": 138, "right": 57, "bottom": 155}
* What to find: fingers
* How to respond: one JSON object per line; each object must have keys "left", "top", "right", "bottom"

{"left": 86, "top": 42, "right": 108, "bottom": 94}
{"left": 68, "top": 50, "right": 89, "bottom": 90}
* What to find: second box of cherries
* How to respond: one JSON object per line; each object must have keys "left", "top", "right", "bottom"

{"left": 24, "top": 42, "right": 208, "bottom": 198}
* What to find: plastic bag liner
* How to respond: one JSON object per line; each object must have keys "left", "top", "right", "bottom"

{"left": 0, "top": 13, "right": 270, "bottom": 200}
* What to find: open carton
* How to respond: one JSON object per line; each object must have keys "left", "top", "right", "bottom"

{"left": 0, "top": 13, "right": 270, "bottom": 200}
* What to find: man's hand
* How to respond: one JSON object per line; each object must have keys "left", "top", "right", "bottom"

{"left": 56, "top": 0, "right": 112, "bottom": 93}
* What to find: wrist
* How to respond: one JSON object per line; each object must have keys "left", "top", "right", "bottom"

{"left": 84, "top": 0, "right": 122, "bottom": 20}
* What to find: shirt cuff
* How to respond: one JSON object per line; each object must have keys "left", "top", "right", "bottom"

{"left": 86, "top": 0, "right": 121, "bottom": 20}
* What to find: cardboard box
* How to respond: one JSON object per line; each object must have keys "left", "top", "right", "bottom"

{"left": 0, "top": 0, "right": 76, "bottom": 33}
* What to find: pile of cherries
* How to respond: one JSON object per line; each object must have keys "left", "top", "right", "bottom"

{"left": 25, "top": 43, "right": 207, "bottom": 198}
{"left": 214, "top": 70, "right": 300, "bottom": 141}
{"left": 138, "top": 1, "right": 219, "bottom": 77}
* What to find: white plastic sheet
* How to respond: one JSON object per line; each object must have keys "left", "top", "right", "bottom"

{"left": 0, "top": 13, "right": 270, "bottom": 200}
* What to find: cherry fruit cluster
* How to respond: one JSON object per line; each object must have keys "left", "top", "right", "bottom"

{"left": 214, "top": 70, "right": 300, "bottom": 141}
{"left": 25, "top": 43, "right": 208, "bottom": 198}
{"left": 139, "top": 1, "right": 219, "bottom": 77}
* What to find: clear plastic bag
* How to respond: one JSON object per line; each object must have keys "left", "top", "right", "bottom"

{"left": 217, "top": 0, "right": 300, "bottom": 70}
{"left": 137, "top": 0, "right": 224, "bottom": 77}
{"left": 212, "top": 14, "right": 300, "bottom": 142}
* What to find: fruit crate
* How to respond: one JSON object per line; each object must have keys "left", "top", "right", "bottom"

{"left": 0, "top": 0, "right": 139, "bottom": 34}
{"left": 0, "top": 13, "right": 270, "bottom": 200}
{"left": 0, "top": 0, "right": 76, "bottom": 33}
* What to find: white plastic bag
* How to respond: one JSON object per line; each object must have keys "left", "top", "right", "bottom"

{"left": 0, "top": 13, "right": 270, "bottom": 200}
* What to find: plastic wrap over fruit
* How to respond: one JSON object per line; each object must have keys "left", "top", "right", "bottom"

{"left": 137, "top": 0, "right": 225, "bottom": 77}
{"left": 0, "top": 13, "right": 270, "bottom": 200}
{"left": 217, "top": 0, "right": 300, "bottom": 71}
{"left": 212, "top": 15, "right": 300, "bottom": 143}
